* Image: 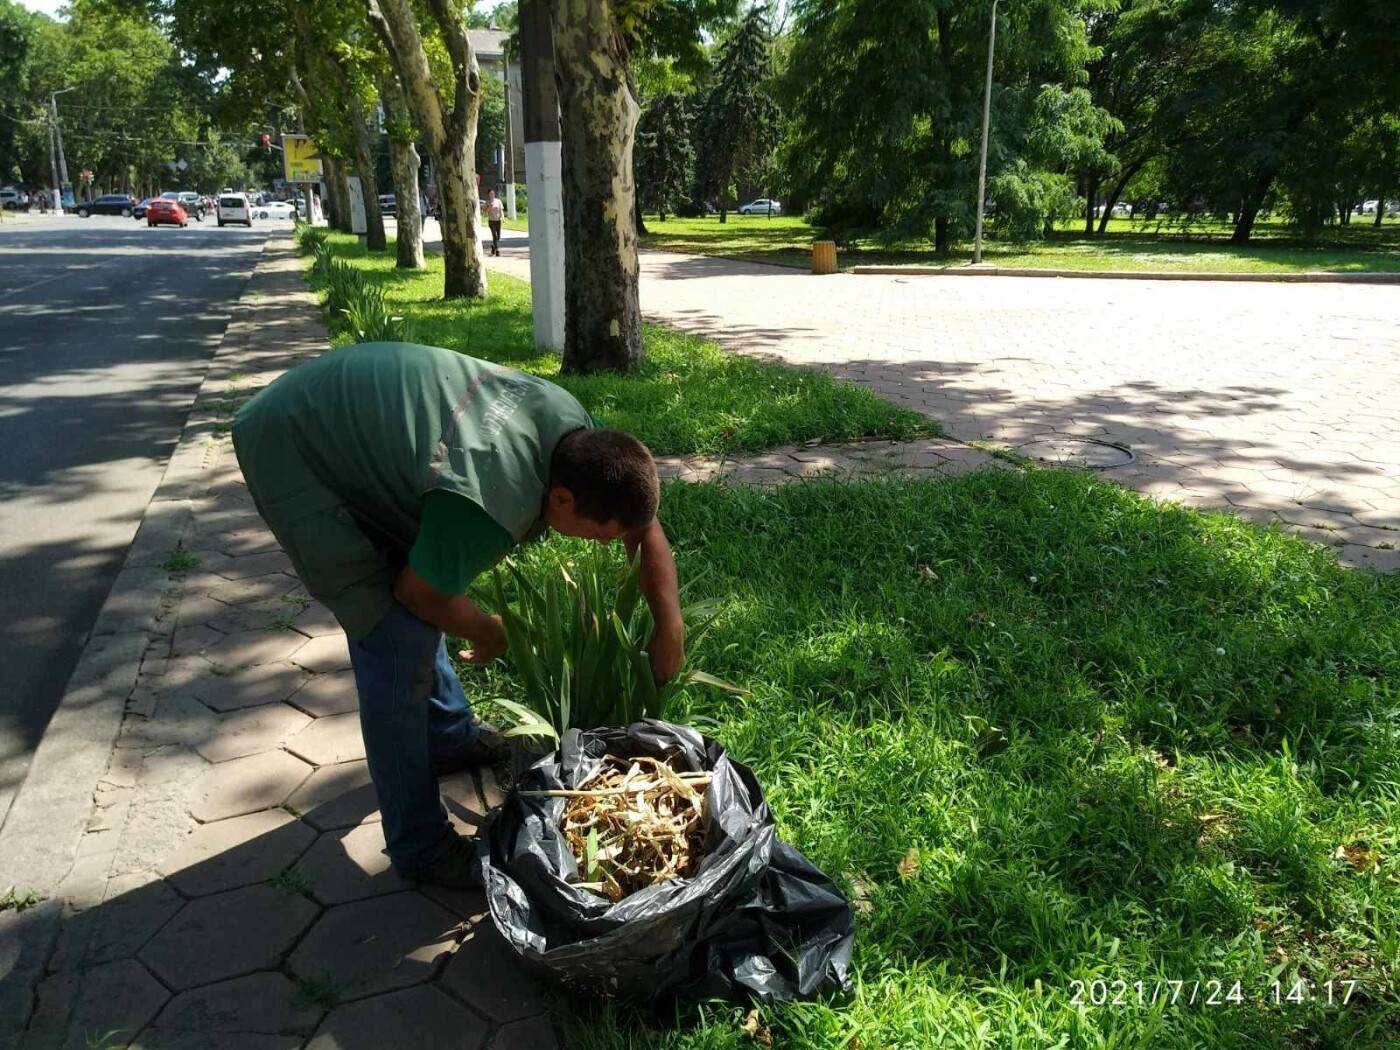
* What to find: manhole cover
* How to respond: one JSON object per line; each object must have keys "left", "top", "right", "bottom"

{"left": 1019, "top": 437, "right": 1134, "bottom": 469}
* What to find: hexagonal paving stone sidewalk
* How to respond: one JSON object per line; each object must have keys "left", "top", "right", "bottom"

{"left": 15, "top": 237, "right": 568, "bottom": 1050}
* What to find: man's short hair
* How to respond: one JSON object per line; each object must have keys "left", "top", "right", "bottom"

{"left": 549, "top": 428, "right": 659, "bottom": 530}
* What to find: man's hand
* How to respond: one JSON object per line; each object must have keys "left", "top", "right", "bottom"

{"left": 648, "top": 617, "right": 685, "bottom": 685}
{"left": 459, "top": 613, "right": 507, "bottom": 666}
{"left": 394, "top": 567, "right": 509, "bottom": 665}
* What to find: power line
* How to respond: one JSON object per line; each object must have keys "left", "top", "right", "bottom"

{"left": 0, "top": 109, "right": 48, "bottom": 126}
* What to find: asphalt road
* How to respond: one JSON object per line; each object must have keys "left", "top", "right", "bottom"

{"left": 0, "top": 212, "right": 273, "bottom": 830}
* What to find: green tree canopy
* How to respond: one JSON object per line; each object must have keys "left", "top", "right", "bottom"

{"left": 781, "top": 0, "right": 1104, "bottom": 251}
{"left": 695, "top": 4, "right": 781, "bottom": 219}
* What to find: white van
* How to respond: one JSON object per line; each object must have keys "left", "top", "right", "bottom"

{"left": 216, "top": 193, "right": 252, "bottom": 227}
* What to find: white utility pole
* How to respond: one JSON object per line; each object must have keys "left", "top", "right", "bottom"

{"left": 973, "top": 0, "right": 1000, "bottom": 266}
{"left": 51, "top": 87, "right": 76, "bottom": 211}
{"left": 502, "top": 50, "right": 518, "bottom": 221}
{"left": 519, "top": 0, "right": 565, "bottom": 352}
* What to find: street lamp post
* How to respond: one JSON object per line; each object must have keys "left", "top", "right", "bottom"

{"left": 972, "top": 0, "right": 1001, "bottom": 265}
{"left": 502, "top": 51, "right": 517, "bottom": 221}
{"left": 50, "top": 86, "right": 76, "bottom": 212}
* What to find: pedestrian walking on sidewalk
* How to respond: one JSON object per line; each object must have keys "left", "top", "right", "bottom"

{"left": 486, "top": 188, "right": 503, "bottom": 256}
{"left": 232, "top": 342, "right": 685, "bottom": 888}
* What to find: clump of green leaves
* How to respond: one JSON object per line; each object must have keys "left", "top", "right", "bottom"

{"left": 311, "top": 240, "right": 333, "bottom": 280}
{"left": 161, "top": 543, "right": 200, "bottom": 573}
{"left": 267, "top": 865, "right": 312, "bottom": 898}
{"left": 292, "top": 973, "right": 343, "bottom": 1011}
{"left": 486, "top": 552, "right": 743, "bottom": 742}
{"left": 340, "top": 286, "right": 413, "bottom": 344}
{"left": 0, "top": 886, "right": 44, "bottom": 913}
{"left": 294, "top": 221, "right": 329, "bottom": 256}
{"left": 321, "top": 257, "right": 412, "bottom": 343}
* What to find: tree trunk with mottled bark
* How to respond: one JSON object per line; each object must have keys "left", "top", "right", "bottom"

{"left": 366, "top": 0, "right": 486, "bottom": 298}
{"left": 346, "top": 88, "right": 387, "bottom": 251}
{"left": 435, "top": 141, "right": 480, "bottom": 297}
{"left": 382, "top": 72, "right": 425, "bottom": 270}
{"left": 324, "top": 157, "right": 351, "bottom": 232}
{"left": 555, "top": 0, "right": 642, "bottom": 373}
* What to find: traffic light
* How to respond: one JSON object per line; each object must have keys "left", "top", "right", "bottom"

{"left": 260, "top": 133, "right": 272, "bottom": 154}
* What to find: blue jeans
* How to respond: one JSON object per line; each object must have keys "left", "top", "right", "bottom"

{"left": 348, "top": 601, "right": 480, "bottom": 871}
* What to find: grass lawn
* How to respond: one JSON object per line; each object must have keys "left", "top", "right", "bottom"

{"left": 640, "top": 215, "right": 1400, "bottom": 275}
{"left": 310, "top": 233, "right": 934, "bottom": 456}
{"left": 470, "top": 471, "right": 1400, "bottom": 1048}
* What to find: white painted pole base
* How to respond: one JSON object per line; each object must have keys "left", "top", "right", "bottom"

{"left": 524, "top": 140, "right": 565, "bottom": 352}
{"left": 506, "top": 183, "right": 518, "bottom": 221}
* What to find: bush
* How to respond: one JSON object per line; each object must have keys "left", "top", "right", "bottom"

{"left": 321, "top": 257, "right": 412, "bottom": 343}
{"left": 988, "top": 164, "right": 1081, "bottom": 241}
{"left": 294, "top": 221, "right": 329, "bottom": 256}
{"left": 311, "top": 241, "right": 333, "bottom": 280}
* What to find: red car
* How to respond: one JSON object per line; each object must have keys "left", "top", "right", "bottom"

{"left": 147, "top": 198, "right": 189, "bottom": 228}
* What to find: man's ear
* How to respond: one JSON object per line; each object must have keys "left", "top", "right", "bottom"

{"left": 547, "top": 485, "right": 576, "bottom": 513}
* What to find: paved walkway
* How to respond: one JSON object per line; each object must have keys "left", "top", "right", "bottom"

{"left": 0, "top": 241, "right": 557, "bottom": 1050}
{"left": 487, "top": 239, "right": 1400, "bottom": 569}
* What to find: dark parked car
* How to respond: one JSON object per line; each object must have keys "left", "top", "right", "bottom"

{"left": 75, "top": 194, "right": 138, "bottom": 218}
{"left": 132, "top": 197, "right": 158, "bottom": 219}
{"left": 161, "top": 191, "right": 205, "bottom": 220}
{"left": 378, "top": 194, "right": 396, "bottom": 216}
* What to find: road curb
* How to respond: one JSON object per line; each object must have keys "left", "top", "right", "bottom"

{"left": 0, "top": 232, "right": 281, "bottom": 1044}
{"left": 850, "top": 264, "right": 1400, "bottom": 283}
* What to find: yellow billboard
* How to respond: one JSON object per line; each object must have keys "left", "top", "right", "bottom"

{"left": 282, "top": 135, "right": 323, "bottom": 183}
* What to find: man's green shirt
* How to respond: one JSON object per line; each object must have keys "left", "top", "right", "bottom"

{"left": 232, "top": 342, "right": 592, "bottom": 639}
{"left": 409, "top": 490, "right": 513, "bottom": 597}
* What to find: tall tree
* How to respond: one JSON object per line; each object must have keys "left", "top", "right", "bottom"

{"left": 782, "top": 0, "right": 1097, "bottom": 252}
{"left": 635, "top": 90, "right": 694, "bottom": 221}
{"left": 382, "top": 69, "right": 425, "bottom": 268}
{"left": 14, "top": 2, "right": 217, "bottom": 198}
{"left": 474, "top": 65, "right": 506, "bottom": 190}
{"left": 1080, "top": 0, "right": 1205, "bottom": 234}
{"left": 695, "top": 6, "right": 780, "bottom": 222}
{"left": 545, "top": 0, "right": 734, "bottom": 373}
{"left": 0, "top": 2, "right": 32, "bottom": 185}
{"left": 366, "top": 0, "right": 489, "bottom": 298}
{"left": 553, "top": 0, "right": 643, "bottom": 372}
{"left": 288, "top": 3, "right": 387, "bottom": 252}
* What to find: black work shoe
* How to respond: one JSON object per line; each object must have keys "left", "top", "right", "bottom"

{"left": 402, "top": 834, "right": 481, "bottom": 890}
{"left": 432, "top": 722, "right": 511, "bottom": 777}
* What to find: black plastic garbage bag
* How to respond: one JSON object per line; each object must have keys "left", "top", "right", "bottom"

{"left": 478, "top": 719, "right": 854, "bottom": 1003}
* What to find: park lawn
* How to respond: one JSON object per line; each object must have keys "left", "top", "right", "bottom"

{"left": 310, "top": 232, "right": 935, "bottom": 456}
{"left": 469, "top": 471, "right": 1400, "bottom": 1049}
{"left": 640, "top": 214, "right": 1400, "bottom": 274}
